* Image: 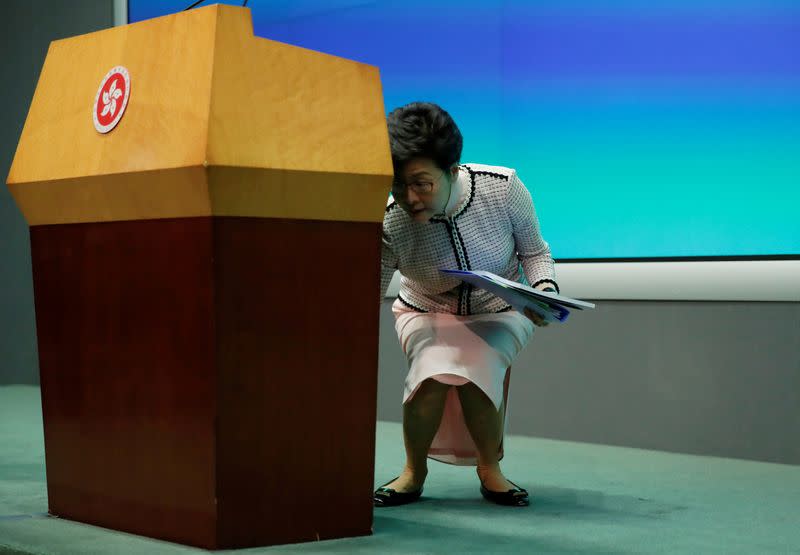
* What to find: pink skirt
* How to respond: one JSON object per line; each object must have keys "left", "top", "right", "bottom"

{"left": 392, "top": 299, "right": 535, "bottom": 466}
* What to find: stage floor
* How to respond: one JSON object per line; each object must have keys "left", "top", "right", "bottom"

{"left": 1, "top": 385, "right": 798, "bottom": 554}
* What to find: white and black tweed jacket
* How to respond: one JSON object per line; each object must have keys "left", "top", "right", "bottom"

{"left": 380, "top": 163, "right": 558, "bottom": 314}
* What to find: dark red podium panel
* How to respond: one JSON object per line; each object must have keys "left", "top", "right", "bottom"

{"left": 30, "top": 217, "right": 381, "bottom": 549}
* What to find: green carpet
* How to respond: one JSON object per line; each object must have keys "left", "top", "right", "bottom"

{"left": 1, "top": 385, "right": 798, "bottom": 554}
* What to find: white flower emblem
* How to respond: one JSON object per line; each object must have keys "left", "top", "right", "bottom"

{"left": 101, "top": 78, "right": 123, "bottom": 118}
{"left": 93, "top": 66, "right": 130, "bottom": 133}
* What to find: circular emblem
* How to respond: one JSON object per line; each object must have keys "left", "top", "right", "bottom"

{"left": 92, "top": 66, "right": 130, "bottom": 133}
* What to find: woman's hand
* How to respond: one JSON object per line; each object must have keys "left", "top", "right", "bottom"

{"left": 524, "top": 285, "right": 557, "bottom": 327}
{"left": 523, "top": 307, "right": 549, "bottom": 327}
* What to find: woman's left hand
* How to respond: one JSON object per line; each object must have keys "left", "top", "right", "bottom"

{"left": 524, "top": 307, "right": 549, "bottom": 327}
{"left": 524, "top": 286, "right": 557, "bottom": 327}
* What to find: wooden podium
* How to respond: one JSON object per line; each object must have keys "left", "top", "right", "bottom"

{"left": 6, "top": 4, "right": 392, "bottom": 550}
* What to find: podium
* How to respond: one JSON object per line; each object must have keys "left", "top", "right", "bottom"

{"left": 6, "top": 4, "right": 392, "bottom": 550}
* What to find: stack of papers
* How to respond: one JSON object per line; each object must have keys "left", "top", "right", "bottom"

{"left": 440, "top": 269, "right": 596, "bottom": 323}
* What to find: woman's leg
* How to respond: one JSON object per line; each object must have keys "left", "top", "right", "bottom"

{"left": 457, "top": 382, "right": 516, "bottom": 491}
{"left": 383, "top": 378, "right": 451, "bottom": 492}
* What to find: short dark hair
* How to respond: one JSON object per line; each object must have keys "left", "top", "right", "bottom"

{"left": 386, "top": 102, "right": 463, "bottom": 174}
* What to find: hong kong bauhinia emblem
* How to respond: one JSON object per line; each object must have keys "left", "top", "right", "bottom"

{"left": 93, "top": 66, "right": 130, "bottom": 133}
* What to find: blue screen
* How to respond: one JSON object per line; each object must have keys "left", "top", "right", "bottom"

{"left": 129, "top": 1, "right": 800, "bottom": 260}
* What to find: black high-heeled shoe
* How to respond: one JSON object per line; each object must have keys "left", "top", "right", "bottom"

{"left": 479, "top": 480, "right": 530, "bottom": 506}
{"left": 373, "top": 477, "right": 423, "bottom": 507}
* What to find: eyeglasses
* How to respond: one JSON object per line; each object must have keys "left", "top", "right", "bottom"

{"left": 391, "top": 171, "right": 444, "bottom": 197}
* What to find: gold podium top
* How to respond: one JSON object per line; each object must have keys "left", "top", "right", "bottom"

{"left": 7, "top": 4, "right": 393, "bottom": 225}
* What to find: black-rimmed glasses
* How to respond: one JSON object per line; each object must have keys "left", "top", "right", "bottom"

{"left": 391, "top": 170, "right": 444, "bottom": 197}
